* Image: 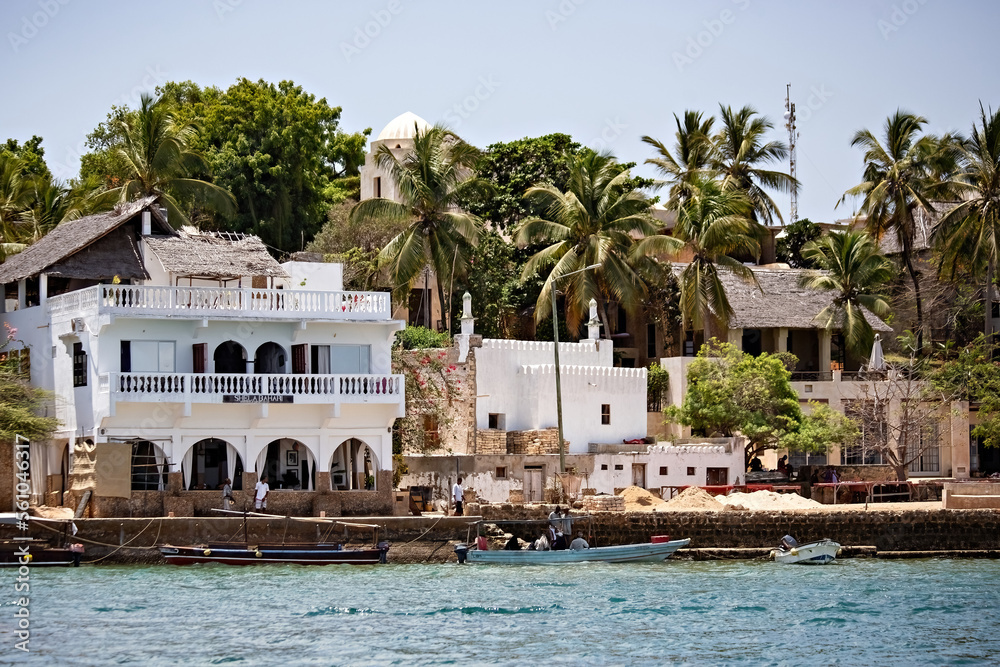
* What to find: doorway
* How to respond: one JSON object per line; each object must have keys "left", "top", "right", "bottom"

{"left": 706, "top": 467, "right": 729, "bottom": 486}
{"left": 523, "top": 466, "right": 543, "bottom": 502}
{"left": 631, "top": 463, "right": 646, "bottom": 489}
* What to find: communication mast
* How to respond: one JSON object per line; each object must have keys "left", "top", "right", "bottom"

{"left": 783, "top": 83, "right": 798, "bottom": 225}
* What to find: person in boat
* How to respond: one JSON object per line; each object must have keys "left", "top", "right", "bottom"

{"left": 548, "top": 507, "right": 562, "bottom": 529}
{"left": 534, "top": 531, "right": 550, "bottom": 551}
{"left": 452, "top": 478, "right": 465, "bottom": 517}
{"left": 570, "top": 532, "right": 589, "bottom": 550}
{"left": 777, "top": 456, "right": 788, "bottom": 475}
{"left": 504, "top": 534, "right": 520, "bottom": 550}
{"left": 552, "top": 530, "right": 568, "bottom": 550}
{"left": 749, "top": 457, "right": 763, "bottom": 472}
{"left": 254, "top": 474, "right": 270, "bottom": 511}
{"left": 222, "top": 478, "right": 234, "bottom": 511}
{"left": 780, "top": 535, "right": 799, "bottom": 551}
{"left": 475, "top": 533, "right": 489, "bottom": 551}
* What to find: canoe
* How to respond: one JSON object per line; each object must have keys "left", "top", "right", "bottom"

{"left": 772, "top": 539, "right": 840, "bottom": 565}
{"left": 159, "top": 542, "right": 388, "bottom": 565}
{"left": 467, "top": 538, "right": 690, "bottom": 564}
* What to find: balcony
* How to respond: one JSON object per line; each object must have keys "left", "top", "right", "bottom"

{"left": 107, "top": 372, "right": 404, "bottom": 407}
{"left": 47, "top": 285, "right": 393, "bottom": 322}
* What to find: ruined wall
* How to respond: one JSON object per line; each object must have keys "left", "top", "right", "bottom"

{"left": 399, "top": 346, "right": 475, "bottom": 455}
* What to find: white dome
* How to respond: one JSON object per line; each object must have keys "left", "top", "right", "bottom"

{"left": 376, "top": 111, "right": 431, "bottom": 141}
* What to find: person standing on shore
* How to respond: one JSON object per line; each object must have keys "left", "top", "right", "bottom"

{"left": 452, "top": 477, "right": 464, "bottom": 516}
{"left": 255, "top": 474, "right": 270, "bottom": 511}
{"left": 222, "top": 478, "right": 234, "bottom": 511}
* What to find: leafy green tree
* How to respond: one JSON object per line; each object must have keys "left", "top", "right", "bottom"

{"left": 775, "top": 218, "right": 822, "bottom": 268}
{"left": 0, "top": 154, "right": 34, "bottom": 245}
{"left": 451, "top": 230, "right": 519, "bottom": 339}
{"left": 934, "top": 104, "right": 1000, "bottom": 339}
{"left": 635, "top": 177, "right": 759, "bottom": 339}
{"left": 712, "top": 104, "right": 796, "bottom": 226}
{"left": 641, "top": 110, "right": 715, "bottom": 209}
{"left": 2, "top": 136, "right": 51, "bottom": 180}
{"left": 783, "top": 401, "right": 860, "bottom": 457}
{"left": 307, "top": 199, "right": 406, "bottom": 291}
{"left": 932, "top": 335, "right": 1000, "bottom": 448}
{"left": 101, "top": 93, "right": 235, "bottom": 227}
{"left": 666, "top": 340, "right": 809, "bottom": 467}
{"left": 516, "top": 151, "right": 660, "bottom": 335}
{"left": 0, "top": 325, "right": 59, "bottom": 443}
{"left": 351, "top": 125, "right": 489, "bottom": 333}
{"left": 840, "top": 111, "right": 956, "bottom": 349}
{"left": 800, "top": 230, "right": 894, "bottom": 358}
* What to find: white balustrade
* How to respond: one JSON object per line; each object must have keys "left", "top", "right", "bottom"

{"left": 110, "top": 372, "right": 403, "bottom": 405}
{"left": 47, "top": 285, "right": 392, "bottom": 321}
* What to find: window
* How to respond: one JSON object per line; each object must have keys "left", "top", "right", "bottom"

{"left": 292, "top": 344, "right": 308, "bottom": 374}
{"left": 600, "top": 464, "right": 608, "bottom": 471}
{"left": 1, "top": 348, "right": 30, "bottom": 378}
{"left": 601, "top": 404, "right": 611, "bottom": 425}
{"left": 423, "top": 414, "right": 440, "bottom": 447}
{"left": 842, "top": 400, "right": 886, "bottom": 465}
{"left": 659, "top": 466, "right": 668, "bottom": 476}
{"left": 614, "top": 464, "right": 623, "bottom": 471}
{"left": 374, "top": 176, "right": 381, "bottom": 198}
{"left": 495, "top": 467, "right": 507, "bottom": 479}
{"left": 121, "top": 340, "right": 175, "bottom": 373}
{"left": 329, "top": 345, "right": 371, "bottom": 374}
{"left": 687, "top": 467, "right": 696, "bottom": 476}
{"left": 73, "top": 342, "right": 87, "bottom": 387}
{"left": 647, "top": 323, "right": 657, "bottom": 358}
{"left": 488, "top": 413, "right": 505, "bottom": 430}
{"left": 907, "top": 423, "right": 940, "bottom": 474}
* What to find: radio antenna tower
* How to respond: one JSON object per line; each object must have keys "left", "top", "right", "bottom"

{"left": 783, "top": 83, "right": 798, "bottom": 225}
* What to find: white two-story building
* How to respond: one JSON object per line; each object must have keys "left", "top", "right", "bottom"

{"left": 0, "top": 197, "right": 404, "bottom": 517}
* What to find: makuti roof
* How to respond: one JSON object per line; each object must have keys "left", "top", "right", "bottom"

{"left": 145, "top": 230, "right": 288, "bottom": 280}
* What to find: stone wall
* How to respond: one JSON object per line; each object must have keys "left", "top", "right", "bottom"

{"left": 476, "top": 430, "right": 507, "bottom": 455}
{"left": 581, "top": 495, "right": 625, "bottom": 512}
{"left": 507, "top": 428, "right": 561, "bottom": 455}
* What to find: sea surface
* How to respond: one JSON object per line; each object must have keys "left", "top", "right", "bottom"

{"left": 3, "top": 558, "right": 999, "bottom": 666}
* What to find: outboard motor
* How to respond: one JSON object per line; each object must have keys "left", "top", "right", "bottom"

{"left": 780, "top": 535, "right": 799, "bottom": 551}
{"left": 454, "top": 543, "right": 468, "bottom": 564}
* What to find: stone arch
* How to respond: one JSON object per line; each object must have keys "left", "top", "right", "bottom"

{"left": 255, "top": 438, "right": 316, "bottom": 490}
{"left": 329, "top": 438, "right": 381, "bottom": 491}
{"left": 214, "top": 340, "right": 247, "bottom": 374}
{"left": 254, "top": 342, "right": 287, "bottom": 374}
{"left": 181, "top": 438, "right": 244, "bottom": 491}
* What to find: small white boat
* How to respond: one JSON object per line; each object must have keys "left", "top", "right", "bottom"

{"left": 771, "top": 538, "right": 841, "bottom": 565}
{"left": 467, "top": 538, "right": 690, "bottom": 564}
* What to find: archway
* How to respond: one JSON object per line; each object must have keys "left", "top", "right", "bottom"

{"left": 255, "top": 439, "right": 315, "bottom": 490}
{"left": 181, "top": 438, "right": 244, "bottom": 491}
{"left": 215, "top": 341, "right": 247, "bottom": 374}
{"left": 329, "top": 438, "right": 380, "bottom": 491}
{"left": 254, "top": 342, "right": 287, "bottom": 374}
{"left": 131, "top": 440, "right": 168, "bottom": 491}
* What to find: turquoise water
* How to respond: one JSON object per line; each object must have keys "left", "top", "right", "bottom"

{"left": 4, "top": 559, "right": 999, "bottom": 666}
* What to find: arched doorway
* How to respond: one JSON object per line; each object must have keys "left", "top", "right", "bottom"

{"left": 255, "top": 439, "right": 315, "bottom": 490}
{"left": 330, "top": 439, "right": 379, "bottom": 491}
{"left": 181, "top": 438, "right": 244, "bottom": 491}
{"left": 215, "top": 341, "right": 247, "bottom": 374}
{"left": 131, "top": 440, "right": 167, "bottom": 491}
{"left": 254, "top": 342, "right": 287, "bottom": 374}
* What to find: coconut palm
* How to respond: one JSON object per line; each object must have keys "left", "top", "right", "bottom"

{"left": 712, "top": 104, "right": 796, "bottom": 226}
{"left": 351, "top": 124, "right": 489, "bottom": 333}
{"left": 800, "top": 230, "right": 894, "bottom": 358}
{"left": 0, "top": 154, "right": 33, "bottom": 244}
{"left": 515, "top": 151, "right": 660, "bottom": 335}
{"left": 633, "top": 176, "right": 759, "bottom": 339}
{"left": 641, "top": 110, "right": 715, "bottom": 209}
{"left": 933, "top": 104, "right": 1000, "bottom": 339}
{"left": 105, "top": 93, "right": 235, "bottom": 226}
{"left": 840, "top": 110, "right": 945, "bottom": 349}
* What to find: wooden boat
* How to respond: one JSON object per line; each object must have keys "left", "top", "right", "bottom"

{"left": 771, "top": 538, "right": 841, "bottom": 565}
{"left": 0, "top": 513, "right": 84, "bottom": 567}
{"left": 467, "top": 538, "right": 691, "bottom": 564}
{"left": 158, "top": 510, "right": 388, "bottom": 566}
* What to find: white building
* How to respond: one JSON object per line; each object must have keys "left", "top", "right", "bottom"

{"left": 0, "top": 197, "right": 405, "bottom": 516}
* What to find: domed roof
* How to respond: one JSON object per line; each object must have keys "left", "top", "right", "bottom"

{"left": 376, "top": 111, "right": 431, "bottom": 141}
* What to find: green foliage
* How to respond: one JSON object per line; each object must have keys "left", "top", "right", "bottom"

{"left": 2, "top": 136, "right": 51, "bottom": 180}
{"left": 666, "top": 339, "right": 808, "bottom": 465}
{"left": 0, "top": 325, "right": 59, "bottom": 443}
{"left": 307, "top": 199, "right": 407, "bottom": 291}
{"left": 776, "top": 218, "right": 822, "bottom": 268}
{"left": 932, "top": 335, "right": 1000, "bottom": 447}
{"left": 392, "top": 346, "right": 459, "bottom": 454}
{"left": 395, "top": 326, "right": 450, "bottom": 350}
{"left": 392, "top": 453, "right": 408, "bottom": 488}
{"left": 646, "top": 362, "right": 669, "bottom": 409}
{"left": 451, "top": 230, "right": 518, "bottom": 338}
{"left": 783, "top": 401, "right": 860, "bottom": 454}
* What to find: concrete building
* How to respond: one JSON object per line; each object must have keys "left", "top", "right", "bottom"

{"left": 0, "top": 197, "right": 405, "bottom": 516}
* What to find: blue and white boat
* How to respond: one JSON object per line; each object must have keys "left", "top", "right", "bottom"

{"left": 467, "top": 538, "right": 691, "bottom": 564}
{"left": 772, "top": 538, "right": 841, "bottom": 565}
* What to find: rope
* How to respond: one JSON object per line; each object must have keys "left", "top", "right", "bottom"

{"left": 29, "top": 517, "right": 163, "bottom": 562}
{"left": 396, "top": 514, "right": 447, "bottom": 547}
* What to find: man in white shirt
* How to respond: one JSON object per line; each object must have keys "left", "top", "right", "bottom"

{"left": 452, "top": 477, "right": 464, "bottom": 516}
{"left": 255, "top": 475, "right": 270, "bottom": 511}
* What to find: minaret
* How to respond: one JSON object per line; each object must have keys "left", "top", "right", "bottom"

{"left": 587, "top": 298, "right": 601, "bottom": 341}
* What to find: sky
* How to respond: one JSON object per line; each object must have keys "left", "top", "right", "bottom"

{"left": 2, "top": 0, "right": 998, "bottom": 225}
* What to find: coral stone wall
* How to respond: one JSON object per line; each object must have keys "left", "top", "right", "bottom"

{"left": 507, "top": 428, "right": 560, "bottom": 455}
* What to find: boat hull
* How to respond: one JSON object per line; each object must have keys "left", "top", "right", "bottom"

{"left": 467, "top": 539, "right": 690, "bottom": 564}
{"left": 159, "top": 543, "right": 387, "bottom": 566}
{"left": 773, "top": 540, "right": 840, "bottom": 565}
{"left": 0, "top": 548, "right": 79, "bottom": 567}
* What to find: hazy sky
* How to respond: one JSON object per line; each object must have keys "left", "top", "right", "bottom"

{"left": 2, "top": 0, "right": 997, "bottom": 224}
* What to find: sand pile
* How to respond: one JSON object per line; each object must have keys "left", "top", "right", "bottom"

{"left": 29, "top": 505, "right": 75, "bottom": 519}
{"left": 717, "top": 490, "right": 822, "bottom": 511}
{"left": 618, "top": 485, "right": 666, "bottom": 511}
{"left": 660, "top": 486, "right": 724, "bottom": 511}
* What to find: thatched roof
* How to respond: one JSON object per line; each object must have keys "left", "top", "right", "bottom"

{"left": 869, "top": 201, "right": 960, "bottom": 255}
{"left": 0, "top": 197, "right": 171, "bottom": 284}
{"left": 674, "top": 265, "right": 893, "bottom": 332}
{"left": 145, "top": 230, "right": 287, "bottom": 280}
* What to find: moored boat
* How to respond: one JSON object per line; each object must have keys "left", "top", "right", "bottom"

{"left": 771, "top": 536, "right": 840, "bottom": 565}
{"left": 0, "top": 513, "right": 84, "bottom": 567}
{"left": 467, "top": 538, "right": 690, "bottom": 564}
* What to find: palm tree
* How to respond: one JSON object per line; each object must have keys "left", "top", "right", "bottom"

{"left": 350, "top": 124, "right": 489, "bottom": 333}
{"left": 106, "top": 93, "right": 235, "bottom": 226}
{"left": 641, "top": 110, "right": 715, "bottom": 209}
{"left": 0, "top": 154, "right": 33, "bottom": 244}
{"left": 840, "top": 110, "right": 946, "bottom": 349}
{"left": 933, "top": 104, "right": 1000, "bottom": 339}
{"left": 633, "top": 176, "right": 759, "bottom": 339}
{"left": 800, "top": 230, "right": 894, "bottom": 358}
{"left": 515, "top": 151, "right": 660, "bottom": 335}
{"left": 712, "top": 104, "right": 796, "bottom": 226}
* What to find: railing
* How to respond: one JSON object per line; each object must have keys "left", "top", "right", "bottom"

{"left": 47, "top": 285, "right": 393, "bottom": 321}
{"left": 790, "top": 371, "right": 834, "bottom": 382}
{"left": 110, "top": 372, "right": 404, "bottom": 404}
